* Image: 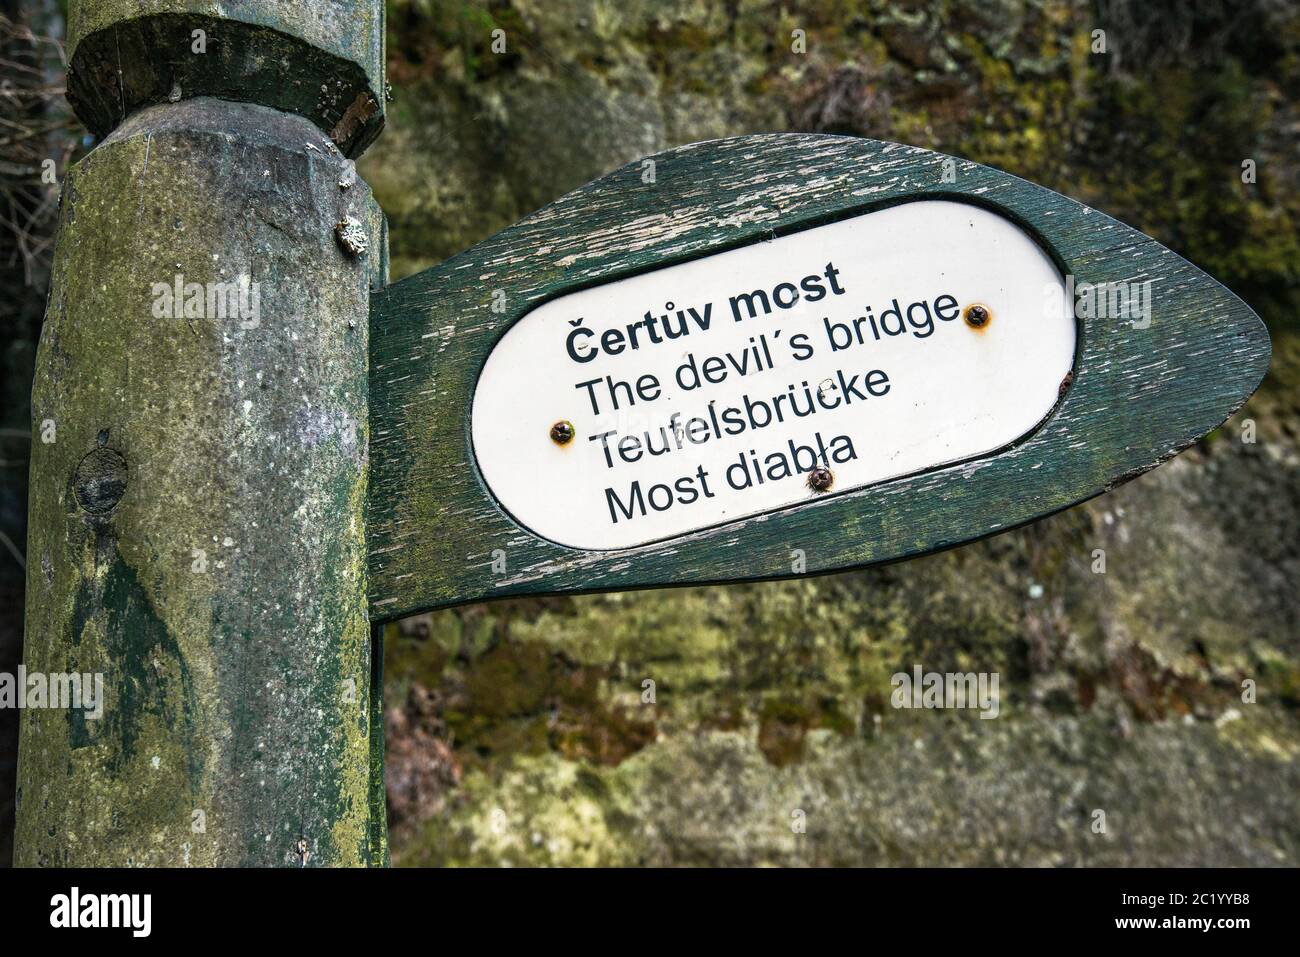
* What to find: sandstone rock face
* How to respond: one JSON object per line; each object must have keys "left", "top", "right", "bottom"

{"left": 337, "top": 0, "right": 1293, "bottom": 865}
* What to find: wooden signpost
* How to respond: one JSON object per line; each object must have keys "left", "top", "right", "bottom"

{"left": 367, "top": 135, "right": 1270, "bottom": 620}
{"left": 19, "top": 0, "right": 389, "bottom": 869}
{"left": 17, "top": 0, "right": 1270, "bottom": 868}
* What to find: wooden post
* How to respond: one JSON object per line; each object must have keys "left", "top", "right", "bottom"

{"left": 16, "top": 0, "right": 388, "bottom": 866}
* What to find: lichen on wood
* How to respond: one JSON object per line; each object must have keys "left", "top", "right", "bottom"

{"left": 17, "top": 97, "right": 383, "bottom": 866}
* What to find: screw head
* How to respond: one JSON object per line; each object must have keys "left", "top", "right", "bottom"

{"left": 963, "top": 303, "right": 991, "bottom": 328}
{"left": 550, "top": 420, "right": 575, "bottom": 445}
{"left": 807, "top": 466, "right": 833, "bottom": 492}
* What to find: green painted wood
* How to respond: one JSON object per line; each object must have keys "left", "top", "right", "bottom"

{"left": 67, "top": 0, "right": 386, "bottom": 156}
{"left": 367, "top": 134, "right": 1270, "bottom": 622}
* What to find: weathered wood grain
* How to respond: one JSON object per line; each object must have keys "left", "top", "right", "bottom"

{"left": 367, "top": 134, "right": 1270, "bottom": 622}
{"left": 19, "top": 98, "right": 385, "bottom": 867}
{"left": 67, "top": 0, "right": 386, "bottom": 156}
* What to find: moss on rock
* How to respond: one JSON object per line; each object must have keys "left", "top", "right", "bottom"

{"left": 373, "top": 0, "right": 1300, "bottom": 866}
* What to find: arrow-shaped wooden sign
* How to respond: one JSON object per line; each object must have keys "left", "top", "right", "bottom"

{"left": 366, "top": 134, "right": 1270, "bottom": 622}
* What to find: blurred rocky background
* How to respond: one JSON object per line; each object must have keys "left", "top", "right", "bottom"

{"left": 2, "top": 0, "right": 1297, "bottom": 866}
{"left": 365, "top": 0, "right": 1300, "bottom": 867}
{"left": 0, "top": 0, "right": 79, "bottom": 868}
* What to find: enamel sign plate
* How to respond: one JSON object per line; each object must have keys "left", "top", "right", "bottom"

{"left": 472, "top": 199, "right": 1076, "bottom": 550}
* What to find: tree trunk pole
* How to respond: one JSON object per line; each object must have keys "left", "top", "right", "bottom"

{"left": 16, "top": 0, "right": 388, "bottom": 866}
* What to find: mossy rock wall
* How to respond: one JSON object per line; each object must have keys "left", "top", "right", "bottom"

{"left": 363, "top": 0, "right": 1300, "bottom": 866}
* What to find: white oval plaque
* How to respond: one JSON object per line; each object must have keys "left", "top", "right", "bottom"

{"left": 472, "top": 199, "right": 1075, "bottom": 550}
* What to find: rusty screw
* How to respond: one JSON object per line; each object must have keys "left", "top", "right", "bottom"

{"left": 807, "top": 466, "right": 834, "bottom": 493}
{"left": 550, "top": 420, "right": 575, "bottom": 445}
{"left": 963, "top": 303, "right": 991, "bottom": 329}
